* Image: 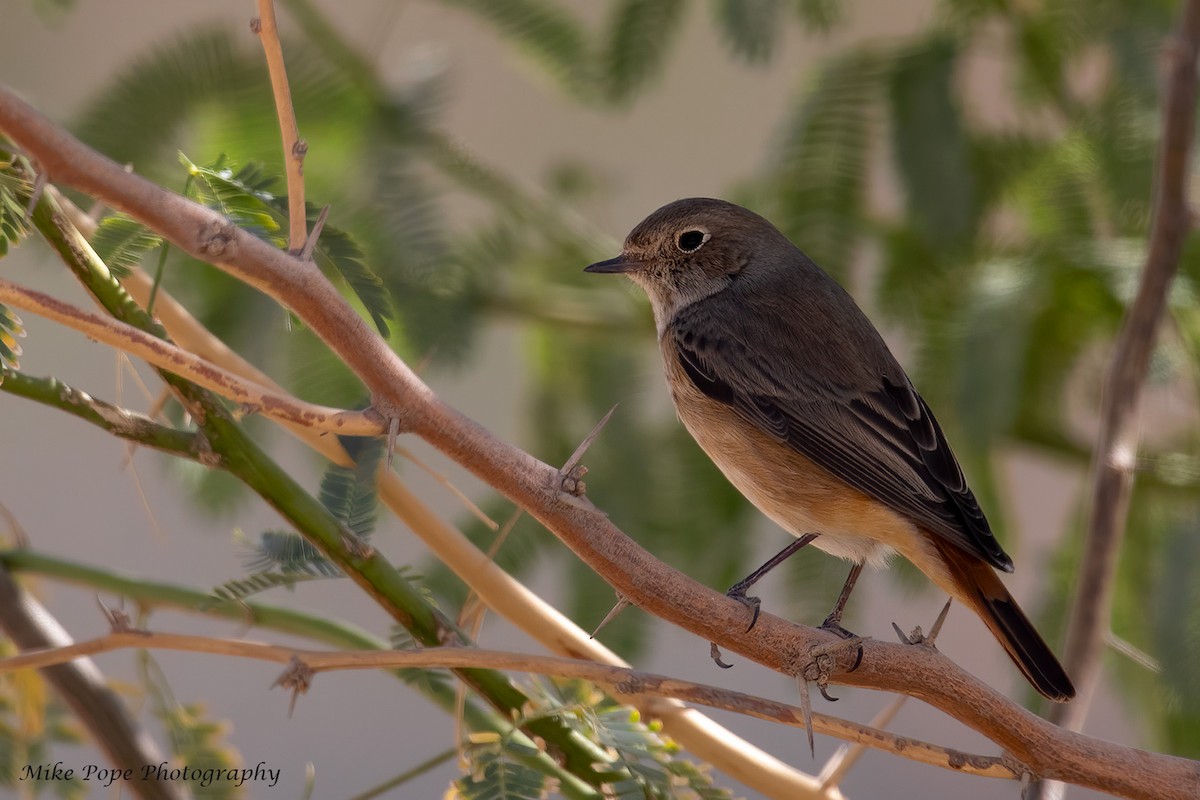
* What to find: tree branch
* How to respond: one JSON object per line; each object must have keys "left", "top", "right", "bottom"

{"left": 0, "top": 629, "right": 1017, "bottom": 781}
{"left": 0, "top": 276, "right": 380, "bottom": 436}
{"left": 1, "top": 86, "right": 1197, "bottom": 800}
{"left": 1052, "top": 0, "right": 1200, "bottom": 733}
{"left": 0, "top": 369, "right": 200, "bottom": 457}
{"left": 0, "top": 550, "right": 598, "bottom": 793}
{"left": 253, "top": 0, "right": 307, "bottom": 251}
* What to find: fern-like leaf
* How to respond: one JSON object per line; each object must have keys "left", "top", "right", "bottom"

{"left": 90, "top": 213, "right": 164, "bottom": 278}
{"left": 73, "top": 30, "right": 266, "bottom": 171}
{"left": 452, "top": 746, "right": 549, "bottom": 800}
{"left": 211, "top": 569, "right": 332, "bottom": 603}
{"left": 713, "top": 0, "right": 784, "bottom": 63}
{"left": 602, "top": 0, "right": 687, "bottom": 104}
{"left": 791, "top": 0, "right": 842, "bottom": 31}
{"left": 0, "top": 156, "right": 33, "bottom": 258}
{"left": 242, "top": 530, "right": 343, "bottom": 578}
{"left": 318, "top": 436, "right": 384, "bottom": 539}
{"left": 0, "top": 305, "right": 24, "bottom": 376}
{"left": 304, "top": 205, "right": 394, "bottom": 337}
{"left": 181, "top": 153, "right": 282, "bottom": 241}
{"left": 888, "top": 35, "right": 977, "bottom": 248}
{"left": 765, "top": 47, "right": 888, "bottom": 277}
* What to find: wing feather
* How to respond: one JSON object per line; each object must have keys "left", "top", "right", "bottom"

{"left": 670, "top": 295, "right": 1012, "bottom": 572}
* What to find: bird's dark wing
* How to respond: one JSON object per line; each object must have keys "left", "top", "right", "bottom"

{"left": 670, "top": 301, "right": 1013, "bottom": 572}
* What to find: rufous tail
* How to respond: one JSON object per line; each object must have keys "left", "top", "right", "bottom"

{"left": 932, "top": 538, "right": 1075, "bottom": 702}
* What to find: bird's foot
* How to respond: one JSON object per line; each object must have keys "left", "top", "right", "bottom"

{"left": 728, "top": 587, "right": 762, "bottom": 633}
{"left": 805, "top": 634, "right": 867, "bottom": 701}
{"left": 708, "top": 588, "right": 764, "bottom": 669}
{"left": 818, "top": 618, "right": 864, "bottom": 682}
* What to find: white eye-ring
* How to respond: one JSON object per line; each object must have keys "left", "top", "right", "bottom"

{"left": 676, "top": 229, "right": 710, "bottom": 253}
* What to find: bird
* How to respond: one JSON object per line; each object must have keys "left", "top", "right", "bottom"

{"left": 584, "top": 197, "right": 1075, "bottom": 702}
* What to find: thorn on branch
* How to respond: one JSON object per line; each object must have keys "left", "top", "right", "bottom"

{"left": 339, "top": 527, "right": 374, "bottom": 561}
{"left": 557, "top": 404, "right": 616, "bottom": 499}
{"left": 299, "top": 204, "right": 330, "bottom": 262}
{"left": 590, "top": 594, "right": 630, "bottom": 638}
{"left": 795, "top": 674, "right": 815, "bottom": 758}
{"left": 385, "top": 415, "right": 400, "bottom": 471}
{"left": 96, "top": 597, "right": 147, "bottom": 635}
{"left": 24, "top": 169, "right": 47, "bottom": 222}
{"left": 271, "top": 655, "right": 313, "bottom": 717}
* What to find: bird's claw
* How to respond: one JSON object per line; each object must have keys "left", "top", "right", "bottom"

{"left": 710, "top": 642, "right": 734, "bottom": 669}
{"left": 727, "top": 588, "right": 762, "bottom": 632}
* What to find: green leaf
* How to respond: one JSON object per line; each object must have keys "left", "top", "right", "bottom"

{"left": 602, "top": 0, "right": 688, "bottom": 103}
{"left": 0, "top": 304, "right": 24, "bottom": 374}
{"left": 888, "top": 35, "right": 977, "bottom": 248}
{"left": 242, "top": 530, "right": 343, "bottom": 578}
{"left": 305, "top": 205, "right": 395, "bottom": 338}
{"left": 761, "top": 47, "right": 887, "bottom": 277}
{"left": 211, "top": 568, "right": 332, "bottom": 603}
{"left": 90, "top": 213, "right": 164, "bottom": 278}
{"left": 73, "top": 29, "right": 267, "bottom": 173}
{"left": 790, "top": 0, "right": 843, "bottom": 30}
{"left": 0, "top": 156, "right": 33, "bottom": 258}
{"left": 317, "top": 435, "right": 385, "bottom": 540}
{"left": 181, "top": 153, "right": 282, "bottom": 241}
{"left": 713, "top": 0, "right": 784, "bottom": 62}
{"left": 453, "top": 746, "right": 548, "bottom": 800}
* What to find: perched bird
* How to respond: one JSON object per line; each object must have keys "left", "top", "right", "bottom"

{"left": 584, "top": 198, "right": 1074, "bottom": 702}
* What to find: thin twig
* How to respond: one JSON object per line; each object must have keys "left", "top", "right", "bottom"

{"left": 0, "top": 629, "right": 1019, "bottom": 781}
{"left": 253, "top": 0, "right": 307, "bottom": 251}
{"left": 0, "top": 277, "right": 381, "bottom": 436}
{"left": 393, "top": 445, "right": 499, "bottom": 531}
{"left": 1052, "top": 0, "right": 1200, "bottom": 734}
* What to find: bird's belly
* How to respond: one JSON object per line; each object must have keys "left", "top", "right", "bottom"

{"left": 674, "top": 395, "right": 917, "bottom": 570}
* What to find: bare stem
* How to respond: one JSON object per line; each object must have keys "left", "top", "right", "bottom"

{"left": 253, "top": 0, "right": 307, "bottom": 251}
{"left": 0, "top": 630, "right": 1017, "bottom": 781}
{"left": 0, "top": 277, "right": 379, "bottom": 436}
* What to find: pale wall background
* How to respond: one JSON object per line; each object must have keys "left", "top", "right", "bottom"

{"left": 0, "top": 1, "right": 1136, "bottom": 799}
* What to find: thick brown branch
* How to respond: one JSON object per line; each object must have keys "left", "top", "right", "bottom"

{"left": 1053, "top": 0, "right": 1200, "bottom": 732}
{"left": 1, "top": 87, "right": 1197, "bottom": 800}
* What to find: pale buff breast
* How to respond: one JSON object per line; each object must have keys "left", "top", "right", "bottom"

{"left": 661, "top": 341, "right": 952, "bottom": 588}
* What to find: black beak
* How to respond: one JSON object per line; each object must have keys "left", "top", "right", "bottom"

{"left": 584, "top": 255, "right": 635, "bottom": 274}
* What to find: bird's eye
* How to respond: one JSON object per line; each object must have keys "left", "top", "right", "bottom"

{"left": 676, "top": 229, "right": 708, "bottom": 253}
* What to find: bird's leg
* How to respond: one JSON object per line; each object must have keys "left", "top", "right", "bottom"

{"left": 711, "top": 534, "right": 820, "bottom": 669}
{"left": 725, "top": 533, "right": 819, "bottom": 632}
{"left": 819, "top": 562, "right": 864, "bottom": 639}
{"left": 814, "top": 562, "right": 866, "bottom": 697}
